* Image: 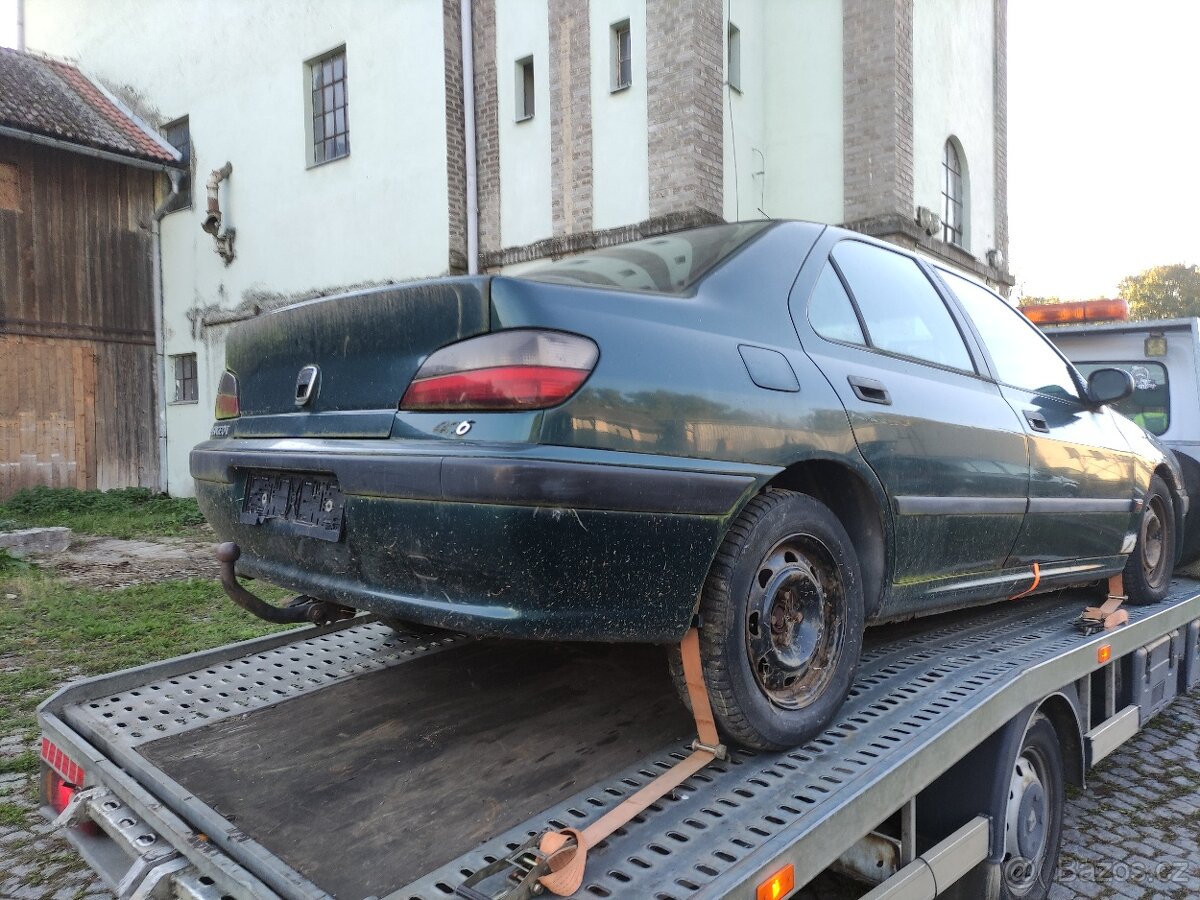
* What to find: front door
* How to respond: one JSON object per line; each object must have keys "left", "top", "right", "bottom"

{"left": 938, "top": 270, "right": 1139, "bottom": 568}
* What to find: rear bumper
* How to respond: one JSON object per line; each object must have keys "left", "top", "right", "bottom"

{"left": 191, "top": 439, "right": 769, "bottom": 641}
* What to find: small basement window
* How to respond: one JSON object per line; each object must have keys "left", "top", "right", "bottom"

{"left": 516, "top": 56, "right": 535, "bottom": 121}
{"left": 172, "top": 353, "right": 198, "bottom": 404}
{"left": 612, "top": 20, "right": 632, "bottom": 91}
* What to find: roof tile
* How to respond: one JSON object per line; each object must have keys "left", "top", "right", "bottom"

{"left": 0, "top": 46, "right": 180, "bottom": 166}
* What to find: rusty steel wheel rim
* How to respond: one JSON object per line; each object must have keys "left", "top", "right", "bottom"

{"left": 744, "top": 534, "right": 846, "bottom": 710}
{"left": 1141, "top": 494, "right": 1168, "bottom": 588}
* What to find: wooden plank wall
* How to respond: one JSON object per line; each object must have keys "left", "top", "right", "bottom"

{"left": 0, "top": 139, "right": 160, "bottom": 498}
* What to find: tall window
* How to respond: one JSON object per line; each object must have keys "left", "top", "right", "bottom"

{"left": 727, "top": 23, "right": 742, "bottom": 92}
{"left": 172, "top": 353, "right": 198, "bottom": 403}
{"left": 162, "top": 116, "right": 191, "bottom": 211}
{"left": 942, "top": 138, "right": 965, "bottom": 247}
{"left": 612, "top": 21, "right": 632, "bottom": 90}
{"left": 516, "top": 56, "right": 535, "bottom": 121}
{"left": 309, "top": 47, "right": 349, "bottom": 164}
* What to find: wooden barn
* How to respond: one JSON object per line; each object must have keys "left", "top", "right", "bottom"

{"left": 0, "top": 47, "right": 182, "bottom": 498}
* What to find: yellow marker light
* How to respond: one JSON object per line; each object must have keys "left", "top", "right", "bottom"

{"left": 756, "top": 864, "right": 795, "bottom": 900}
{"left": 1098, "top": 644, "right": 1112, "bottom": 664}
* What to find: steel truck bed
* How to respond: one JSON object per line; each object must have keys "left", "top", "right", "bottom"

{"left": 38, "top": 580, "right": 1200, "bottom": 899}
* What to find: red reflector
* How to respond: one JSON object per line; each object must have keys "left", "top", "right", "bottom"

{"left": 401, "top": 365, "right": 591, "bottom": 411}
{"left": 214, "top": 370, "right": 240, "bottom": 420}
{"left": 40, "top": 737, "right": 84, "bottom": 786}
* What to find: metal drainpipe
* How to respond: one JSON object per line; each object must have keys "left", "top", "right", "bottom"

{"left": 460, "top": 0, "right": 479, "bottom": 275}
{"left": 150, "top": 174, "right": 182, "bottom": 495}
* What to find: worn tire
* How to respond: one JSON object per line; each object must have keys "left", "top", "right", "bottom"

{"left": 1123, "top": 474, "right": 1175, "bottom": 605}
{"left": 668, "top": 489, "right": 864, "bottom": 751}
{"left": 998, "top": 716, "right": 1065, "bottom": 900}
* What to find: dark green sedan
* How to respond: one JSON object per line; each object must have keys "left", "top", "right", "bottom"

{"left": 191, "top": 221, "right": 1185, "bottom": 750}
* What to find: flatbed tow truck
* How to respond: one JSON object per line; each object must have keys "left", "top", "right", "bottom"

{"left": 36, "top": 574, "right": 1200, "bottom": 900}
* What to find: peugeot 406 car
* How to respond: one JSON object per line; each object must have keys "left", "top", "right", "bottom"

{"left": 192, "top": 222, "right": 1186, "bottom": 750}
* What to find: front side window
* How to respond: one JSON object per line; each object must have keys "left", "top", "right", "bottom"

{"left": 1075, "top": 361, "right": 1170, "bottom": 435}
{"left": 612, "top": 21, "right": 632, "bottom": 90}
{"left": 309, "top": 47, "right": 349, "bottom": 164}
{"left": 941, "top": 270, "right": 1079, "bottom": 401}
{"left": 172, "top": 353, "right": 198, "bottom": 403}
{"left": 830, "top": 241, "right": 974, "bottom": 371}
{"left": 942, "top": 139, "right": 965, "bottom": 247}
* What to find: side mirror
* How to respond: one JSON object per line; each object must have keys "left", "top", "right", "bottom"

{"left": 1087, "top": 367, "right": 1134, "bottom": 408}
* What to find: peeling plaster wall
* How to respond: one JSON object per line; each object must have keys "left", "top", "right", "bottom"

{"left": 26, "top": 0, "right": 452, "bottom": 495}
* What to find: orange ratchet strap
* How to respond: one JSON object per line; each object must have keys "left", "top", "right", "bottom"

{"left": 536, "top": 628, "right": 727, "bottom": 896}
{"left": 1074, "top": 574, "right": 1129, "bottom": 634}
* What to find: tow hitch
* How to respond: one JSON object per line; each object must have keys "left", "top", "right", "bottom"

{"left": 216, "top": 542, "right": 355, "bottom": 626}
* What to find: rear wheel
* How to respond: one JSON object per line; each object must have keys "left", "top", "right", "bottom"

{"left": 1123, "top": 474, "right": 1175, "bottom": 605}
{"left": 999, "top": 716, "right": 1065, "bottom": 900}
{"left": 669, "top": 489, "right": 864, "bottom": 751}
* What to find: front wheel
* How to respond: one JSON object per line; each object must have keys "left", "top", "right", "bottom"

{"left": 669, "top": 489, "right": 864, "bottom": 751}
{"left": 1123, "top": 474, "right": 1175, "bottom": 605}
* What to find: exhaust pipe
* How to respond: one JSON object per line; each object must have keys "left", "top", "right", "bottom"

{"left": 216, "top": 542, "right": 355, "bottom": 626}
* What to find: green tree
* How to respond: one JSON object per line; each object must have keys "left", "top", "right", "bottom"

{"left": 1018, "top": 295, "right": 1063, "bottom": 308}
{"left": 1120, "top": 264, "right": 1200, "bottom": 320}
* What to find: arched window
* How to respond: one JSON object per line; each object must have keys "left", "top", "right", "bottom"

{"left": 942, "top": 138, "right": 966, "bottom": 247}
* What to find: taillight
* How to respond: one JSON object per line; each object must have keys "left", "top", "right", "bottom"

{"left": 214, "top": 370, "right": 240, "bottom": 420}
{"left": 400, "top": 330, "right": 598, "bottom": 411}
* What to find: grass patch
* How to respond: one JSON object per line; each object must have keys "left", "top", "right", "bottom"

{"left": 0, "top": 801, "right": 28, "bottom": 827}
{"left": 0, "top": 569, "right": 291, "bottom": 678}
{"left": 0, "top": 487, "right": 207, "bottom": 539}
{"left": 0, "top": 751, "right": 37, "bottom": 775}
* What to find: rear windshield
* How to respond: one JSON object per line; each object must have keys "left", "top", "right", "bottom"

{"left": 1074, "top": 361, "right": 1170, "bottom": 435}
{"left": 519, "top": 222, "right": 772, "bottom": 294}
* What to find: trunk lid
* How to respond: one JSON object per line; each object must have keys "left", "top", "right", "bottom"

{"left": 224, "top": 277, "right": 491, "bottom": 437}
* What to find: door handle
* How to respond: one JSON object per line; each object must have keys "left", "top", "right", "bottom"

{"left": 847, "top": 375, "right": 892, "bottom": 406}
{"left": 1024, "top": 409, "right": 1050, "bottom": 432}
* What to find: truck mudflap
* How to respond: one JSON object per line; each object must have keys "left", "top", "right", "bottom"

{"left": 37, "top": 585, "right": 1200, "bottom": 900}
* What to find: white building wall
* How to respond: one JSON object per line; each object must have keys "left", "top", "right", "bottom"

{"left": 758, "top": 0, "right": 844, "bottom": 225}
{"left": 912, "top": 0, "right": 996, "bottom": 255}
{"left": 589, "top": 0, "right": 649, "bottom": 229}
{"left": 496, "top": 0, "right": 553, "bottom": 247}
{"left": 25, "top": 0, "right": 452, "bottom": 496}
{"left": 722, "top": 0, "right": 765, "bottom": 223}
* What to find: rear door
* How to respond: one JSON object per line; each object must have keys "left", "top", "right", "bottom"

{"left": 790, "top": 239, "right": 1030, "bottom": 590}
{"left": 938, "top": 270, "right": 1139, "bottom": 566}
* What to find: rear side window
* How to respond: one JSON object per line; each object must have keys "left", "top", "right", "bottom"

{"left": 808, "top": 264, "right": 866, "bottom": 345}
{"left": 1076, "top": 361, "right": 1170, "bottom": 435}
{"left": 829, "top": 241, "right": 974, "bottom": 371}
{"left": 521, "top": 222, "right": 771, "bottom": 294}
{"left": 941, "top": 270, "right": 1080, "bottom": 401}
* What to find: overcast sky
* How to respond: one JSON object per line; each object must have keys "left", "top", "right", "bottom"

{"left": 1, "top": 2, "right": 1196, "bottom": 301}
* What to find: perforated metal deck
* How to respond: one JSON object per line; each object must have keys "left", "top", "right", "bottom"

{"left": 42, "top": 581, "right": 1200, "bottom": 900}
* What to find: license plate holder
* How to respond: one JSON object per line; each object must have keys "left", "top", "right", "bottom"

{"left": 241, "top": 471, "right": 345, "bottom": 542}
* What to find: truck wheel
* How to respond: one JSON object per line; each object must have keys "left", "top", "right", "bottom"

{"left": 999, "top": 715, "right": 1065, "bottom": 900}
{"left": 1123, "top": 474, "right": 1175, "bottom": 605}
{"left": 669, "top": 489, "right": 864, "bottom": 751}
